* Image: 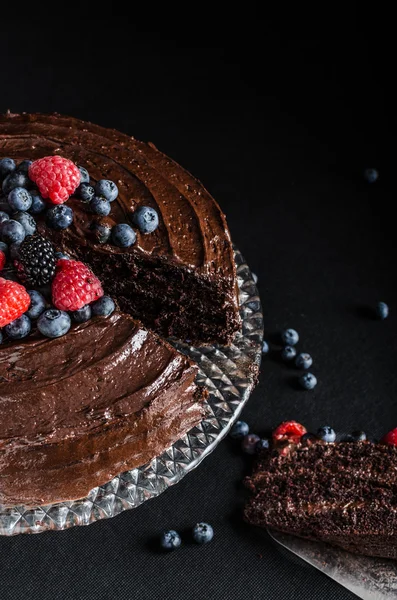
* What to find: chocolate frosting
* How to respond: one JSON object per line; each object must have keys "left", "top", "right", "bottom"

{"left": 0, "top": 313, "right": 206, "bottom": 506}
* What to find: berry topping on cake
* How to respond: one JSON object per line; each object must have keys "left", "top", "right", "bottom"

{"left": 13, "top": 212, "right": 37, "bottom": 236}
{"left": 29, "top": 191, "right": 46, "bottom": 215}
{"left": 4, "top": 314, "right": 31, "bottom": 339}
{"left": 317, "top": 425, "right": 336, "bottom": 443}
{"left": 7, "top": 187, "right": 32, "bottom": 212}
{"left": 77, "top": 182, "right": 95, "bottom": 203}
{"left": 0, "top": 277, "right": 31, "bottom": 327}
{"left": 52, "top": 259, "right": 104, "bottom": 311}
{"left": 90, "top": 196, "right": 111, "bottom": 216}
{"left": 0, "top": 211, "right": 9, "bottom": 224}
{"left": 46, "top": 204, "right": 74, "bottom": 230}
{"left": 95, "top": 179, "right": 118, "bottom": 202}
{"left": 2, "top": 170, "right": 30, "bottom": 195}
{"left": 272, "top": 420, "right": 307, "bottom": 444}
{"left": 91, "top": 296, "right": 115, "bottom": 317}
{"left": 37, "top": 308, "right": 71, "bottom": 338}
{"left": 133, "top": 206, "right": 159, "bottom": 234}
{"left": 111, "top": 223, "right": 136, "bottom": 247}
{"left": 381, "top": 427, "right": 397, "bottom": 446}
{"left": 29, "top": 156, "right": 81, "bottom": 204}
{"left": 71, "top": 304, "right": 92, "bottom": 323}
{"left": 0, "top": 219, "right": 26, "bottom": 244}
{"left": 14, "top": 234, "right": 56, "bottom": 286}
{"left": 0, "top": 157, "right": 16, "bottom": 178}
{"left": 26, "top": 290, "right": 47, "bottom": 319}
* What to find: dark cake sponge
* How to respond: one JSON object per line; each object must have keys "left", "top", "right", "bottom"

{"left": 245, "top": 439, "right": 397, "bottom": 560}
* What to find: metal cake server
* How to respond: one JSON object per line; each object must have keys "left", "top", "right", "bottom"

{"left": 269, "top": 530, "right": 397, "bottom": 599}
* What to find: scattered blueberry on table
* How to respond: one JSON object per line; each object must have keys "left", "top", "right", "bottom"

{"left": 192, "top": 523, "right": 214, "bottom": 545}
{"left": 281, "top": 346, "right": 297, "bottom": 361}
{"left": 363, "top": 168, "right": 379, "bottom": 183}
{"left": 242, "top": 433, "right": 261, "bottom": 454}
{"left": 295, "top": 352, "right": 313, "bottom": 370}
{"left": 255, "top": 438, "right": 270, "bottom": 452}
{"left": 160, "top": 530, "right": 182, "bottom": 551}
{"left": 262, "top": 340, "right": 269, "bottom": 354}
{"left": 299, "top": 372, "right": 317, "bottom": 390}
{"left": 375, "top": 301, "right": 389, "bottom": 320}
{"left": 281, "top": 328, "right": 299, "bottom": 346}
{"left": 317, "top": 426, "right": 336, "bottom": 443}
{"left": 229, "top": 420, "right": 249, "bottom": 439}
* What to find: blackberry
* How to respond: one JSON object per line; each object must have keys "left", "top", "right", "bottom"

{"left": 15, "top": 234, "right": 56, "bottom": 286}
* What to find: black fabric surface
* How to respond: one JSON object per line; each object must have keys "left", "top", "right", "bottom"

{"left": 1, "top": 17, "right": 395, "bottom": 600}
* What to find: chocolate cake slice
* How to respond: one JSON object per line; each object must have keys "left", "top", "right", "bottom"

{"left": 0, "top": 112, "right": 240, "bottom": 345}
{"left": 245, "top": 439, "right": 397, "bottom": 559}
{"left": 0, "top": 312, "right": 206, "bottom": 506}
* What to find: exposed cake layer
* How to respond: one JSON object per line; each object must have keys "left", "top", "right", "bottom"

{"left": 0, "top": 312, "right": 206, "bottom": 506}
{"left": 0, "top": 112, "right": 240, "bottom": 344}
{"left": 245, "top": 441, "right": 397, "bottom": 559}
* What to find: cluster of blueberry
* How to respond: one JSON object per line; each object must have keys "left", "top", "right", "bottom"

{"left": 160, "top": 522, "right": 214, "bottom": 551}
{"left": 76, "top": 167, "right": 159, "bottom": 247}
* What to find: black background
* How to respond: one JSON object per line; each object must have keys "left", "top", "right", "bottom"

{"left": 1, "top": 15, "right": 396, "bottom": 600}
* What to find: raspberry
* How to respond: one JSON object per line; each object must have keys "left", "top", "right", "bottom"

{"left": 381, "top": 428, "right": 397, "bottom": 446}
{"left": 52, "top": 259, "right": 104, "bottom": 311}
{"left": 272, "top": 421, "right": 307, "bottom": 444}
{"left": 0, "top": 250, "right": 6, "bottom": 271}
{"left": 0, "top": 277, "right": 31, "bottom": 327}
{"left": 29, "top": 156, "right": 81, "bottom": 204}
{"left": 14, "top": 234, "right": 56, "bottom": 286}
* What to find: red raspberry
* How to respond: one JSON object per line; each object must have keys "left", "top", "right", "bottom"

{"left": 29, "top": 156, "right": 81, "bottom": 204}
{"left": 381, "top": 428, "right": 397, "bottom": 446}
{"left": 0, "top": 277, "right": 31, "bottom": 327}
{"left": 0, "top": 250, "right": 6, "bottom": 271}
{"left": 272, "top": 420, "right": 307, "bottom": 444}
{"left": 52, "top": 259, "right": 104, "bottom": 311}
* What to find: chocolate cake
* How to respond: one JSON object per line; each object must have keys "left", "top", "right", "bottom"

{"left": 0, "top": 311, "right": 206, "bottom": 506}
{"left": 245, "top": 438, "right": 397, "bottom": 559}
{"left": 0, "top": 112, "right": 240, "bottom": 345}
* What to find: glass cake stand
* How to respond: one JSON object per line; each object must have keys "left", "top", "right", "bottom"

{"left": 0, "top": 247, "right": 263, "bottom": 536}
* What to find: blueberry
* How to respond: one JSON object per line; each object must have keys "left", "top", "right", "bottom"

{"left": 29, "top": 191, "right": 46, "bottom": 215}
{"left": 262, "top": 340, "right": 269, "bottom": 354}
{"left": 364, "top": 168, "right": 379, "bottom": 183}
{"left": 0, "top": 241, "right": 8, "bottom": 255}
{"left": 241, "top": 433, "right": 260, "bottom": 454}
{"left": 301, "top": 432, "right": 317, "bottom": 445}
{"left": 299, "top": 372, "right": 317, "bottom": 390}
{"left": 255, "top": 438, "right": 270, "bottom": 452}
{"left": 281, "top": 346, "right": 296, "bottom": 361}
{"left": 160, "top": 530, "right": 181, "bottom": 551}
{"left": 78, "top": 166, "right": 90, "bottom": 184}
{"left": 13, "top": 211, "right": 37, "bottom": 236}
{"left": 37, "top": 309, "right": 71, "bottom": 338}
{"left": 17, "top": 160, "right": 32, "bottom": 173}
{"left": 92, "top": 221, "right": 111, "bottom": 244}
{"left": 71, "top": 304, "right": 92, "bottom": 323}
{"left": 192, "top": 522, "right": 214, "bottom": 545}
{"left": 90, "top": 196, "right": 111, "bottom": 216}
{"left": 295, "top": 352, "right": 313, "bottom": 370}
{"left": 91, "top": 296, "right": 115, "bottom": 317}
{"left": 0, "top": 211, "right": 9, "bottom": 224}
{"left": 317, "top": 426, "right": 336, "bottom": 443}
{"left": 9, "top": 243, "right": 21, "bottom": 261}
{"left": 46, "top": 205, "right": 73, "bottom": 230}
{"left": 348, "top": 430, "right": 367, "bottom": 442}
{"left": 252, "top": 272, "right": 258, "bottom": 284}
{"left": 7, "top": 187, "right": 32, "bottom": 212}
{"left": 2, "top": 170, "right": 29, "bottom": 195}
{"left": 26, "top": 290, "right": 46, "bottom": 319}
{"left": 95, "top": 179, "right": 118, "bottom": 202}
{"left": 281, "top": 328, "right": 299, "bottom": 346}
{"left": 111, "top": 223, "right": 136, "bottom": 248}
{"left": 0, "top": 219, "right": 26, "bottom": 244}
{"left": 0, "top": 158, "right": 16, "bottom": 179}
{"left": 4, "top": 314, "right": 31, "bottom": 339}
{"left": 132, "top": 206, "right": 159, "bottom": 234}
{"left": 77, "top": 183, "right": 95, "bottom": 203}
{"left": 229, "top": 420, "right": 249, "bottom": 439}
{"left": 375, "top": 301, "right": 389, "bottom": 320}
{"left": 55, "top": 251, "right": 70, "bottom": 260}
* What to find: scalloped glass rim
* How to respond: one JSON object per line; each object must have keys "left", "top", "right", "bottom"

{"left": 0, "top": 246, "right": 263, "bottom": 535}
